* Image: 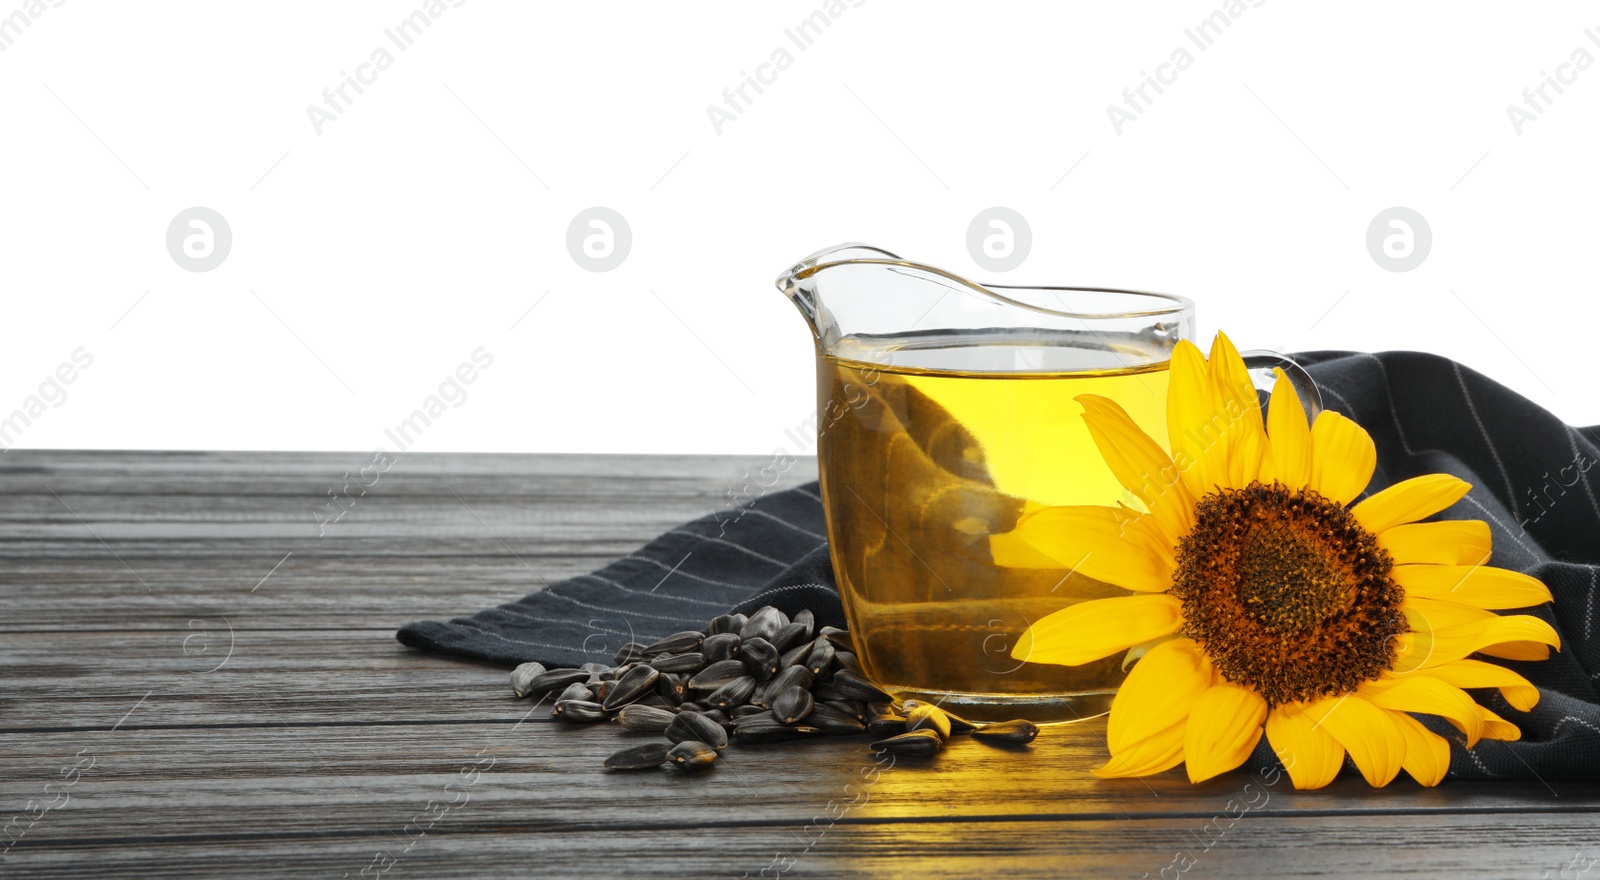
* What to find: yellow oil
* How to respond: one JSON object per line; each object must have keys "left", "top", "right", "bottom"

{"left": 816, "top": 354, "right": 1172, "bottom": 723}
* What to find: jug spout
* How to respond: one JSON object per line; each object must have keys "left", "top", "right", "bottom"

{"left": 775, "top": 243, "right": 905, "bottom": 347}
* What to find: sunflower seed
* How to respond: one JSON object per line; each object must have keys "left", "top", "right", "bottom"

{"left": 739, "top": 606, "right": 787, "bottom": 643}
{"left": 589, "top": 680, "right": 613, "bottom": 703}
{"left": 749, "top": 679, "right": 777, "bottom": 708}
{"left": 739, "top": 637, "right": 780, "bottom": 681}
{"left": 649, "top": 652, "right": 706, "bottom": 673}
{"left": 810, "top": 682, "right": 850, "bottom": 702}
{"left": 556, "top": 681, "right": 594, "bottom": 704}
{"left": 819, "top": 626, "right": 855, "bottom": 653}
{"left": 946, "top": 711, "right": 979, "bottom": 736}
{"left": 902, "top": 700, "right": 978, "bottom": 735}
{"left": 779, "top": 641, "right": 811, "bottom": 670}
{"left": 644, "top": 630, "right": 705, "bottom": 656}
{"left": 553, "top": 699, "right": 609, "bottom": 723}
{"left": 834, "top": 651, "right": 861, "bottom": 674}
{"left": 688, "top": 659, "right": 747, "bottom": 692}
{"left": 616, "top": 704, "right": 677, "bottom": 732}
{"left": 866, "top": 712, "right": 908, "bottom": 736}
{"left": 655, "top": 673, "right": 687, "bottom": 703}
{"left": 792, "top": 609, "right": 816, "bottom": 640}
{"left": 755, "top": 667, "right": 808, "bottom": 706}
{"left": 709, "top": 613, "right": 746, "bottom": 636}
{"left": 702, "top": 632, "right": 742, "bottom": 663}
{"left": 579, "top": 662, "right": 612, "bottom": 677}
{"left": 771, "top": 621, "right": 810, "bottom": 652}
{"left": 509, "top": 662, "right": 547, "bottom": 698}
{"left": 823, "top": 700, "right": 867, "bottom": 723}
{"left": 871, "top": 729, "right": 943, "bottom": 757}
{"left": 906, "top": 702, "right": 952, "bottom": 741}
{"left": 668, "top": 740, "right": 718, "bottom": 771}
{"left": 703, "top": 708, "right": 729, "bottom": 726}
{"left": 805, "top": 641, "right": 836, "bottom": 676}
{"left": 731, "top": 704, "right": 768, "bottom": 719}
{"left": 734, "top": 715, "right": 821, "bottom": 743}
{"left": 527, "top": 668, "right": 589, "bottom": 694}
{"left": 679, "top": 700, "right": 706, "bottom": 714}
{"left": 706, "top": 675, "right": 756, "bottom": 709}
{"left": 827, "top": 670, "right": 893, "bottom": 704}
{"left": 772, "top": 686, "right": 814, "bottom": 724}
{"left": 636, "top": 693, "right": 674, "bottom": 710}
{"left": 602, "top": 664, "right": 660, "bottom": 711}
{"left": 612, "top": 642, "right": 651, "bottom": 666}
{"left": 806, "top": 702, "right": 867, "bottom": 735}
{"left": 769, "top": 665, "right": 815, "bottom": 695}
{"left": 972, "top": 719, "right": 1040, "bottom": 746}
{"left": 667, "top": 710, "right": 729, "bottom": 751}
{"left": 604, "top": 742, "right": 670, "bottom": 770}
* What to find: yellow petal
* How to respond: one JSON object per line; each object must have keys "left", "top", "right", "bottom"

{"left": 1394, "top": 614, "right": 1561, "bottom": 670}
{"left": 1478, "top": 642, "right": 1562, "bottom": 662}
{"left": 1476, "top": 705, "right": 1522, "bottom": 742}
{"left": 1351, "top": 474, "right": 1473, "bottom": 535}
{"left": 1379, "top": 520, "right": 1492, "bottom": 566}
{"left": 1390, "top": 711, "right": 1452, "bottom": 787}
{"left": 1402, "top": 596, "right": 1497, "bottom": 632}
{"left": 1167, "top": 340, "right": 1226, "bottom": 499}
{"left": 1308, "top": 411, "right": 1377, "bottom": 505}
{"left": 1108, "top": 638, "right": 1211, "bottom": 753}
{"left": 1183, "top": 683, "right": 1268, "bottom": 783}
{"left": 1394, "top": 564, "right": 1553, "bottom": 610}
{"left": 1209, "top": 333, "right": 1269, "bottom": 492}
{"left": 989, "top": 505, "right": 1174, "bottom": 592}
{"left": 1360, "top": 676, "right": 1485, "bottom": 748}
{"left": 1397, "top": 599, "right": 1495, "bottom": 672}
{"left": 1305, "top": 694, "right": 1404, "bottom": 787}
{"left": 1264, "top": 705, "right": 1346, "bottom": 790}
{"left": 1229, "top": 417, "right": 1266, "bottom": 488}
{"left": 1118, "top": 512, "right": 1177, "bottom": 571}
{"left": 1208, "top": 332, "right": 1267, "bottom": 439}
{"left": 1094, "top": 717, "right": 1187, "bottom": 778}
{"left": 1011, "top": 594, "right": 1184, "bottom": 667}
{"left": 988, "top": 532, "right": 1076, "bottom": 570}
{"left": 1122, "top": 630, "right": 1184, "bottom": 671}
{"left": 1262, "top": 368, "right": 1312, "bottom": 490}
{"left": 1422, "top": 658, "right": 1541, "bottom": 712}
{"left": 1079, "top": 395, "right": 1196, "bottom": 542}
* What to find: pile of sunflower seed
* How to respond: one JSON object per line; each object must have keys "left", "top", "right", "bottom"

{"left": 507, "top": 605, "right": 1040, "bottom": 772}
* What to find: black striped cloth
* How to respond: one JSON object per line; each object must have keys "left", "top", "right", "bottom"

{"left": 398, "top": 351, "right": 1600, "bottom": 782}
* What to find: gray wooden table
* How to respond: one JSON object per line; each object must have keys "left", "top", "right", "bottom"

{"left": 3, "top": 451, "right": 1598, "bottom": 879}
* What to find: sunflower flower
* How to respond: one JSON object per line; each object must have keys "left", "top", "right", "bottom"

{"left": 995, "top": 332, "right": 1559, "bottom": 789}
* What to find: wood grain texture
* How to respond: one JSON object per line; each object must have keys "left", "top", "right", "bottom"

{"left": 2, "top": 450, "right": 1597, "bottom": 879}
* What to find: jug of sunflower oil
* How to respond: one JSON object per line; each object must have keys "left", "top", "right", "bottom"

{"left": 778, "top": 244, "right": 1309, "bottom": 723}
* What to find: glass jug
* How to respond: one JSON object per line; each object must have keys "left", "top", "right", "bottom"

{"left": 777, "top": 244, "right": 1320, "bottom": 723}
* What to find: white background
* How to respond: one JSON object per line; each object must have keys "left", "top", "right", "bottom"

{"left": 2, "top": 1, "right": 1595, "bottom": 456}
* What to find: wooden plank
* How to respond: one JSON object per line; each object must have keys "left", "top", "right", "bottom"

{"left": 0, "top": 557, "right": 618, "bottom": 631}
{"left": 0, "top": 451, "right": 815, "bottom": 549}
{"left": 0, "top": 450, "right": 818, "bottom": 629}
{"left": 6, "top": 813, "right": 1599, "bottom": 879}
{"left": 3, "top": 693, "right": 1595, "bottom": 843}
{"left": 0, "top": 450, "right": 814, "bottom": 500}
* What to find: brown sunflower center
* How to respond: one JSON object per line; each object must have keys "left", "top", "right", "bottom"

{"left": 1170, "top": 481, "right": 1406, "bottom": 706}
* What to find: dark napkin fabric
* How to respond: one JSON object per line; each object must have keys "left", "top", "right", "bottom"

{"left": 398, "top": 351, "right": 1600, "bottom": 782}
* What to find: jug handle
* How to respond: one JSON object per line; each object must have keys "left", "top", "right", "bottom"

{"left": 1238, "top": 350, "right": 1323, "bottom": 423}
